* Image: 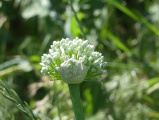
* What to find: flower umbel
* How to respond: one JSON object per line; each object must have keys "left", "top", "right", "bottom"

{"left": 40, "top": 37, "right": 107, "bottom": 84}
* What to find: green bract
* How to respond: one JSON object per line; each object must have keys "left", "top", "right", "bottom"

{"left": 40, "top": 37, "right": 107, "bottom": 84}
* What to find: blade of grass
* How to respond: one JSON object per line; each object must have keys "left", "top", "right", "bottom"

{"left": 103, "top": 29, "right": 131, "bottom": 53}
{"left": 0, "top": 91, "right": 17, "bottom": 103}
{"left": 0, "top": 80, "right": 38, "bottom": 120}
{"left": 107, "top": 0, "right": 159, "bottom": 36}
{"left": 38, "top": 34, "right": 51, "bottom": 55}
{"left": 11, "top": 89, "right": 25, "bottom": 108}
{"left": 102, "top": 83, "right": 117, "bottom": 120}
{"left": 24, "top": 101, "right": 37, "bottom": 120}
{"left": 68, "top": 0, "right": 86, "bottom": 39}
{"left": 147, "top": 77, "right": 159, "bottom": 86}
{"left": 107, "top": 0, "right": 139, "bottom": 21}
{"left": 16, "top": 104, "right": 31, "bottom": 119}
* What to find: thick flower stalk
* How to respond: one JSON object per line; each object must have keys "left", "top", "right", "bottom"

{"left": 40, "top": 37, "right": 107, "bottom": 120}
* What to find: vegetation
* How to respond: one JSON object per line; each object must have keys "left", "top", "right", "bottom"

{"left": 0, "top": 0, "right": 159, "bottom": 120}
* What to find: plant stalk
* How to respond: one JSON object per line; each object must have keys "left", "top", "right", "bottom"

{"left": 68, "top": 84, "right": 85, "bottom": 120}
{"left": 68, "top": 0, "right": 86, "bottom": 39}
{"left": 54, "top": 81, "right": 61, "bottom": 120}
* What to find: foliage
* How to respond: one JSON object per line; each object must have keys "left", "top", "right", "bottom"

{"left": 0, "top": 80, "right": 39, "bottom": 120}
{"left": 0, "top": 0, "right": 159, "bottom": 119}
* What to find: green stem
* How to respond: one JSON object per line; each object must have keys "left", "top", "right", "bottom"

{"left": 102, "top": 83, "right": 117, "bottom": 120}
{"left": 54, "top": 81, "right": 61, "bottom": 120}
{"left": 68, "top": 0, "right": 86, "bottom": 39}
{"left": 68, "top": 84, "right": 85, "bottom": 120}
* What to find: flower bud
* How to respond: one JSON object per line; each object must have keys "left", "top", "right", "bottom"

{"left": 58, "top": 59, "right": 88, "bottom": 84}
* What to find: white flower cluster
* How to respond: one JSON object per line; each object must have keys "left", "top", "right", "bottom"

{"left": 40, "top": 37, "right": 107, "bottom": 84}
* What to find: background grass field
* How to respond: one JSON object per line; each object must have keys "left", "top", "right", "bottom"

{"left": 0, "top": 0, "right": 159, "bottom": 120}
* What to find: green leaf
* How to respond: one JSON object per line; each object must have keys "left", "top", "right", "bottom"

{"left": 0, "top": 80, "right": 38, "bottom": 120}
{"left": 107, "top": 0, "right": 139, "bottom": 21}
{"left": 107, "top": 0, "right": 159, "bottom": 36}
{"left": 104, "top": 29, "right": 131, "bottom": 53}
{"left": 147, "top": 77, "right": 159, "bottom": 86}
{"left": 71, "top": 13, "right": 85, "bottom": 38}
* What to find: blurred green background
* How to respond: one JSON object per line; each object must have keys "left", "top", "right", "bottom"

{"left": 0, "top": 0, "right": 159, "bottom": 120}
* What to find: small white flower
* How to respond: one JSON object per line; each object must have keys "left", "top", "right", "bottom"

{"left": 40, "top": 37, "right": 107, "bottom": 84}
{"left": 102, "top": 62, "right": 107, "bottom": 67}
